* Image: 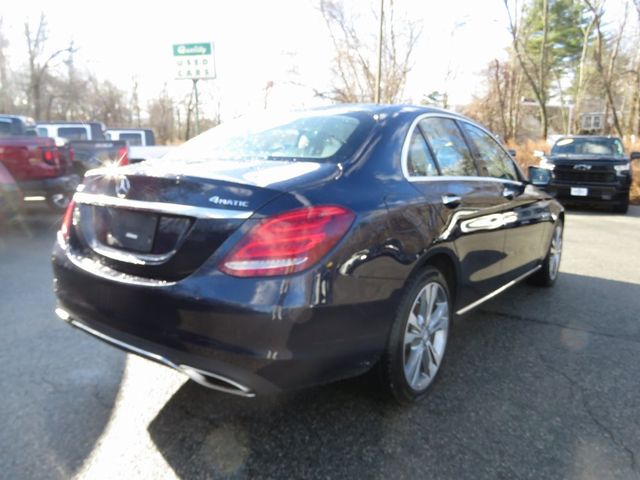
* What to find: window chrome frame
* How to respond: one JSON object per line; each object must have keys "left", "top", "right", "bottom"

{"left": 400, "top": 112, "right": 525, "bottom": 186}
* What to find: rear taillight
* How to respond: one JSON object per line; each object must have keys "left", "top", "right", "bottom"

{"left": 220, "top": 205, "right": 355, "bottom": 277}
{"left": 42, "top": 147, "right": 60, "bottom": 167}
{"left": 117, "top": 146, "right": 129, "bottom": 166}
{"left": 60, "top": 200, "right": 76, "bottom": 241}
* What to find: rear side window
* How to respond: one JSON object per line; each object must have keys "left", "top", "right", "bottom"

{"left": 57, "top": 127, "right": 88, "bottom": 140}
{"left": 406, "top": 129, "right": 438, "bottom": 177}
{"left": 119, "top": 133, "right": 143, "bottom": 146}
{"left": 0, "top": 121, "right": 12, "bottom": 137}
{"left": 461, "top": 123, "right": 518, "bottom": 181}
{"left": 418, "top": 118, "right": 477, "bottom": 176}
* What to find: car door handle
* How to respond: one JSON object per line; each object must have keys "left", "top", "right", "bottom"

{"left": 502, "top": 187, "right": 518, "bottom": 200}
{"left": 441, "top": 194, "right": 461, "bottom": 208}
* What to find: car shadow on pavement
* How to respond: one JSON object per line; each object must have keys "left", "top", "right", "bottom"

{"left": 0, "top": 207, "right": 126, "bottom": 480}
{"left": 148, "top": 272, "right": 640, "bottom": 480}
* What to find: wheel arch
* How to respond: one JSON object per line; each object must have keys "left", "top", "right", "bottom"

{"left": 410, "top": 247, "right": 460, "bottom": 309}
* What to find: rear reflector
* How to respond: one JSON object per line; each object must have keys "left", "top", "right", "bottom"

{"left": 60, "top": 200, "right": 76, "bottom": 241}
{"left": 117, "top": 146, "right": 129, "bottom": 166}
{"left": 220, "top": 205, "right": 355, "bottom": 277}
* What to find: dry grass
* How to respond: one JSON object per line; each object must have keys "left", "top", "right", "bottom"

{"left": 509, "top": 139, "right": 640, "bottom": 204}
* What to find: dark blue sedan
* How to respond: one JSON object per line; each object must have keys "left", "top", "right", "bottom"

{"left": 52, "top": 105, "right": 563, "bottom": 403}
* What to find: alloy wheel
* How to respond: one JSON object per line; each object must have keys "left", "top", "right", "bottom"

{"left": 548, "top": 224, "right": 563, "bottom": 280}
{"left": 402, "top": 282, "right": 449, "bottom": 391}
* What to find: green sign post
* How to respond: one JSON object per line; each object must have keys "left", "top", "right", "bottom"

{"left": 172, "top": 42, "right": 216, "bottom": 135}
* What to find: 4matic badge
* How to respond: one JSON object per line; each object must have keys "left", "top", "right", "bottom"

{"left": 208, "top": 195, "right": 249, "bottom": 208}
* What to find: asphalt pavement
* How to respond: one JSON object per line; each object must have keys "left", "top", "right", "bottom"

{"left": 1, "top": 203, "right": 639, "bottom": 480}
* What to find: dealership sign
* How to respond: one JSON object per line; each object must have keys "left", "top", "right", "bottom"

{"left": 172, "top": 42, "right": 215, "bottom": 80}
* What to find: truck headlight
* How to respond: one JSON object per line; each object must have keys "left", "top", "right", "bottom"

{"left": 539, "top": 158, "right": 555, "bottom": 170}
{"left": 614, "top": 163, "right": 630, "bottom": 175}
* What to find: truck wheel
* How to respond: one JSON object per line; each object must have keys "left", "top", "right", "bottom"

{"left": 47, "top": 193, "right": 72, "bottom": 213}
{"left": 378, "top": 266, "right": 451, "bottom": 404}
{"left": 613, "top": 198, "right": 629, "bottom": 214}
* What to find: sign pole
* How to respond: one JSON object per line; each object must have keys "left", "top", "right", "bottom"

{"left": 193, "top": 78, "right": 200, "bottom": 136}
{"left": 172, "top": 42, "right": 215, "bottom": 137}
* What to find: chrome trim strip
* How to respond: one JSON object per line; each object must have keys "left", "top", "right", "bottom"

{"left": 73, "top": 192, "right": 253, "bottom": 220}
{"left": 59, "top": 311, "right": 256, "bottom": 398}
{"left": 88, "top": 243, "right": 175, "bottom": 266}
{"left": 66, "top": 317, "right": 179, "bottom": 370}
{"left": 456, "top": 265, "right": 542, "bottom": 315}
{"left": 400, "top": 112, "right": 524, "bottom": 186}
{"left": 66, "top": 250, "right": 175, "bottom": 287}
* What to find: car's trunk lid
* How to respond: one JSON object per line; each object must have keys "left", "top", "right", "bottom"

{"left": 70, "top": 158, "right": 339, "bottom": 281}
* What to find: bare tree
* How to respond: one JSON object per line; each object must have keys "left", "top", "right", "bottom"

{"left": 464, "top": 58, "right": 524, "bottom": 142}
{"left": 148, "top": 87, "right": 175, "bottom": 144}
{"left": 504, "top": 0, "right": 551, "bottom": 139}
{"left": 0, "top": 17, "right": 12, "bottom": 112}
{"left": 573, "top": 11, "right": 597, "bottom": 132}
{"left": 24, "top": 13, "right": 76, "bottom": 119}
{"left": 584, "top": 0, "right": 626, "bottom": 137}
{"left": 319, "top": 0, "right": 421, "bottom": 103}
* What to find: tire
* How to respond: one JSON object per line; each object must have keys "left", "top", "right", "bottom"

{"left": 46, "top": 192, "right": 72, "bottom": 213}
{"left": 379, "top": 266, "right": 452, "bottom": 404}
{"left": 529, "top": 220, "right": 563, "bottom": 287}
{"left": 612, "top": 198, "right": 629, "bottom": 214}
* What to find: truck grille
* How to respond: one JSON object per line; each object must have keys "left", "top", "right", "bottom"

{"left": 554, "top": 170, "right": 615, "bottom": 184}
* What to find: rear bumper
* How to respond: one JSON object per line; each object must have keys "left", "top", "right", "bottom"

{"left": 52, "top": 241, "right": 395, "bottom": 395}
{"left": 18, "top": 174, "right": 80, "bottom": 197}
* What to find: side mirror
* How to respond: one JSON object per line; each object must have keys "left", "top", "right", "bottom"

{"left": 528, "top": 166, "right": 552, "bottom": 186}
{"left": 508, "top": 149, "right": 516, "bottom": 158}
{"left": 631, "top": 151, "right": 640, "bottom": 161}
{"left": 533, "top": 150, "right": 546, "bottom": 158}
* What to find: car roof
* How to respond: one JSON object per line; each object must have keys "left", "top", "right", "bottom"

{"left": 554, "top": 135, "right": 622, "bottom": 141}
{"left": 0, "top": 114, "right": 36, "bottom": 124}
{"left": 38, "top": 121, "right": 103, "bottom": 126}
{"left": 304, "top": 103, "right": 468, "bottom": 119}
{"left": 107, "top": 128, "right": 153, "bottom": 132}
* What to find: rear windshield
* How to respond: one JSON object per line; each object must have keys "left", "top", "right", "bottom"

{"left": 551, "top": 137, "right": 624, "bottom": 156}
{"left": 164, "top": 111, "right": 374, "bottom": 163}
{"left": 57, "top": 127, "right": 89, "bottom": 140}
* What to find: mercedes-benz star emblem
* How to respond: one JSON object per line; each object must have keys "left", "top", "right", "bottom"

{"left": 115, "top": 176, "right": 131, "bottom": 198}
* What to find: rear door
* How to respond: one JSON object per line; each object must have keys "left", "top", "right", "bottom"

{"left": 459, "top": 121, "right": 550, "bottom": 280}
{"left": 408, "top": 116, "right": 511, "bottom": 308}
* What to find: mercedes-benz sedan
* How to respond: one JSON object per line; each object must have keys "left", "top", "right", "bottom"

{"left": 52, "top": 105, "right": 564, "bottom": 403}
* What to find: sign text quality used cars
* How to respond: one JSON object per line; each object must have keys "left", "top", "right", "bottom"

{"left": 172, "top": 42, "right": 215, "bottom": 80}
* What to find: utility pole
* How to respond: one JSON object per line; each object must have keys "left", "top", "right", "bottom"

{"left": 374, "top": 0, "right": 384, "bottom": 104}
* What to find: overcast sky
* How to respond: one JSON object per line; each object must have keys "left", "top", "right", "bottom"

{"left": 1, "top": 0, "right": 629, "bottom": 119}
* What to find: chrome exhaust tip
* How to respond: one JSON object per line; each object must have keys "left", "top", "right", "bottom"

{"left": 179, "top": 365, "right": 256, "bottom": 398}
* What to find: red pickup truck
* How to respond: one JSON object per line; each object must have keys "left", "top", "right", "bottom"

{"left": 0, "top": 115, "right": 80, "bottom": 211}
{"left": 0, "top": 135, "right": 79, "bottom": 211}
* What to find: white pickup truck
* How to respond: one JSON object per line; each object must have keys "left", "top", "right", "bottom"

{"left": 106, "top": 128, "right": 175, "bottom": 163}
